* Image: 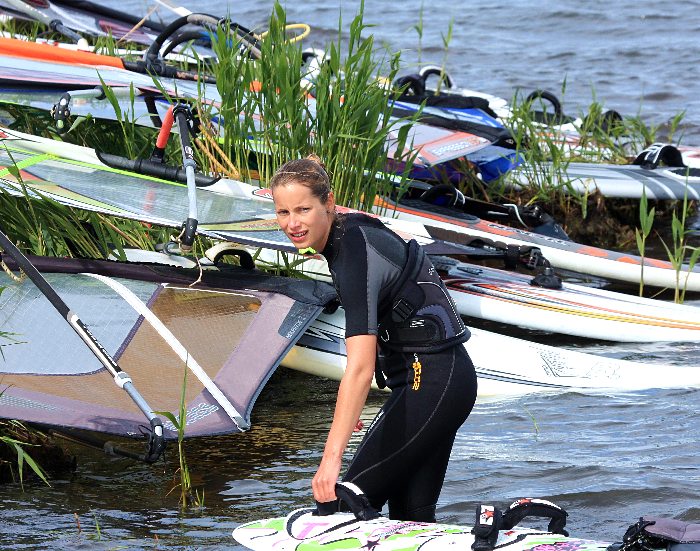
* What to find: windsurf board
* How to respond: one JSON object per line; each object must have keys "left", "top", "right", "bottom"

{"left": 442, "top": 260, "right": 700, "bottom": 342}
{"left": 252, "top": 247, "right": 700, "bottom": 343}
{"left": 284, "top": 306, "right": 700, "bottom": 398}
{"left": 510, "top": 160, "right": 700, "bottom": 200}
{"left": 232, "top": 505, "right": 611, "bottom": 551}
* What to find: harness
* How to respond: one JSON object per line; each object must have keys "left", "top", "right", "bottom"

{"left": 614, "top": 517, "right": 700, "bottom": 551}
{"left": 377, "top": 239, "right": 470, "bottom": 354}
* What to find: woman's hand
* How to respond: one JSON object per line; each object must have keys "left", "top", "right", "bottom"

{"left": 312, "top": 454, "right": 343, "bottom": 503}
{"left": 313, "top": 334, "right": 376, "bottom": 504}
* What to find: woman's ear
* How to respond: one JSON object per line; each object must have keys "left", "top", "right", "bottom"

{"left": 326, "top": 191, "right": 336, "bottom": 214}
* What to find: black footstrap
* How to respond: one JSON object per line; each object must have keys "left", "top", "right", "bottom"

{"left": 314, "top": 482, "right": 381, "bottom": 521}
{"left": 472, "top": 504, "right": 503, "bottom": 551}
{"left": 633, "top": 143, "right": 685, "bottom": 169}
{"left": 501, "top": 498, "right": 569, "bottom": 536}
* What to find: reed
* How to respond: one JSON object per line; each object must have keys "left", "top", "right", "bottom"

{"left": 501, "top": 91, "right": 585, "bottom": 220}
{"left": 155, "top": 366, "right": 204, "bottom": 511}
{"left": 0, "top": 418, "right": 51, "bottom": 487}
{"left": 0, "top": 172, "right": 170, "bottom": 259}
{"left": 659, "top": 186, "right": 700, "bottom": 303}
{"left": 634, "top": 189, "right": 655, "bottom": 296}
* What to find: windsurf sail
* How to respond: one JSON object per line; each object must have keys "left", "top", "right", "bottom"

{"left": 0, "top": 252, "right": 336, "bottom": 443}
{"left": 0, "top": 0, "right": 166, "bottom": 46}
{"left": 0, "top": 227, "right": 165, "bottom": 461}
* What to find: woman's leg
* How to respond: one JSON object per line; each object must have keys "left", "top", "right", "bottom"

{"left": 342, "top": 346, "right": 477, "bottom": 520}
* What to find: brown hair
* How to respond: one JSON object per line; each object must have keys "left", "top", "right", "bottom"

{"left": 269, "top": 154, "right": 331, "bottom": 203}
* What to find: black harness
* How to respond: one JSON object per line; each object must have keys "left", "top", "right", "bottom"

{"left": 377, "top": 239, "right": 470, "bottom": 354}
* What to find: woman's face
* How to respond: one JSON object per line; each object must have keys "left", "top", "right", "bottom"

{"left": 272, "top": 182, "right": 335, "bottom": 253}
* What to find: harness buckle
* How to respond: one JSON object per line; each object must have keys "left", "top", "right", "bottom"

{"left": 391, "top": 298, "right": 414, "bottom": 322}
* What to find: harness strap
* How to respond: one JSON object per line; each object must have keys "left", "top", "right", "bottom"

{"left": 618, "top": 517, "right": 700, "bottom": 551}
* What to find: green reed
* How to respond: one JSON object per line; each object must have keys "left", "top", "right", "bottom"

{"left": 0, "top": 416, "right": 51, "bottom": 487}
{"left": 502, "top": 91, "right": 584, "bottom": 219}
{"left": 659, "top": 185, "right": 700, "bottom": 303}
{"left": 155, "top": 366, "right": 203, "bottom": 511}
{"left": 634, "top": 189, "right": 656, "bottom": 296}
{"left": 0, "top": 182, "right": 69, "bottom": 486}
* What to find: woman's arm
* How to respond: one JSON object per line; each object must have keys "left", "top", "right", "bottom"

{"left": 312, "top": 333, "right": 377, "bottom": 503}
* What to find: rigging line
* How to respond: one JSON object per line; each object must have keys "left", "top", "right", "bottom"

{"left": 84, "top": 272, "right": 249, "bottom": 431}
{"left": 0, "top": 227, "right": 165, "bottom": 462}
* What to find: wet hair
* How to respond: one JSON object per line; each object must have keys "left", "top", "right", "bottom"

{"left": 269, "top": 154, "right": 331, "bottom": 203}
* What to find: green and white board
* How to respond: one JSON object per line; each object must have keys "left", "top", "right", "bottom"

{"left": 232, "top": 509, "right": 611, "bottom": 551}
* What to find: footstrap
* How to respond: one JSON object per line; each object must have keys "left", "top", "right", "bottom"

{"left": 315, "top": 482, "right": 381, "bottom": 521}
{"left": 501, "top": 498, "right": 569, "bottom": 536}
{"left": 471, "top": 504, "right": 503, "bottom": 551}
{"left": 633, "top": 143, "right": 685, "bottom": 169}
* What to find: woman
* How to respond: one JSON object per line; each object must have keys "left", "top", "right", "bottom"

{"left": 270, "top": 155, "right": 478, "bottom": 522}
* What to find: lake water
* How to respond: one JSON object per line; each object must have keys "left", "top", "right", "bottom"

{"left": 1, "top": 1, "right": 700, "bottom": 549}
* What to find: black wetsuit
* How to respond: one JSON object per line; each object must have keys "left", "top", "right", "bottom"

{"left": 321, "top": 212, "right": 478, "bottom": 522}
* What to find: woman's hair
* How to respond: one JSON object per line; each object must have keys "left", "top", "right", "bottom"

{"left": 269, "top": 154, "right": 331, "bottom": 203}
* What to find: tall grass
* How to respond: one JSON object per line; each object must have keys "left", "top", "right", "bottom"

{"left": 209, "top": 1, "right": 417, "bottom": 211}
{"left": 0, "top": 168, "right": 170, "bottom": 259}
{"left": 155, "top": 367, "right": 203, "bottom": 511}
{"left": 0, "top": 419, "right": 51, "bottom": 487}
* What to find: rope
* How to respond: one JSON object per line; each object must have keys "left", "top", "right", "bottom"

{"left": 116, "top": 5, "right": 158, "bottom": 45}
{"left": 194, "top": 113, "right": 241, "bottom": 179}
{"left": 0, "top": 256, "right": 24, "bottom": 282}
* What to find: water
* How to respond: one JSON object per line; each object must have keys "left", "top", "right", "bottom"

{"left": 2, "top": 1, "right": 700, "bottom": 549}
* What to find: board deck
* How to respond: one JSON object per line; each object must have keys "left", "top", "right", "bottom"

{"left": 232, "top": 509, "right": 612, "bottom": 551}
{"left": 511, "top": 161, "right": 700, "bottom": 200}
{"left": 442, "top": 261, "right": 700, "bottom": 342}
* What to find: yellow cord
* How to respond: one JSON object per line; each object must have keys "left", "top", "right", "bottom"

{"left": 256, "top": 23, "right": 311, "bottom": 44}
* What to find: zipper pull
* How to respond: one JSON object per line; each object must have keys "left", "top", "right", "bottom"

{"left": 412, "top": 353, "right": 422, "bottom": 391}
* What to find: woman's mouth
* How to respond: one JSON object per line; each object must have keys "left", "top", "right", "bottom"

{"left": 288, "top": 230, "right": 308, "bottom": 243}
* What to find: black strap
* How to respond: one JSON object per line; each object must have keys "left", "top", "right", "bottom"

{"left": 501, "top": 498, "right": 568, "bottom": 536}
{"left": 375, "top": 350, "right": 387, "bottom": 390}
{"left": 471, "top": 504, "right": 503, "bottom": 551}
{"left": 633, "top": 143, "right": 686, "bottom": 169}
{"left": 620, "top": 517, "right": 700, "bottom": 551}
